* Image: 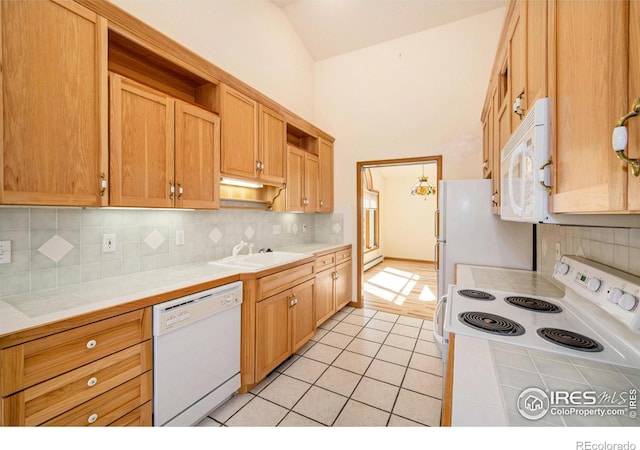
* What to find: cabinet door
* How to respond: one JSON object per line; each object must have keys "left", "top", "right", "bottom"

{"left": 291, "top": 279, "right": 315, "bottom": 353}
{"left": 482, "top": 96, "right": 494, "bottom": 180}
{"left": 220, "top": 85, "right": 258, "bottom": 180}
{"left": 286, "top": 146, "right": 306, "bottom": 212}
{"left": 491, "top": 90, "right": 502, "bottom": 213}
{"left": 175, "top": 101, "right": 220, "bottom": 209}
{"left": 508, "top": 4, "right": 526, "bottom": 132}
{"left": 258, "top": 105, "right": 286, "bottom": 185}
{"left": 304, "top": 153, "right": 319, "bottom": 212}
{"left": 334, "top": 260, "right": 352, "bottom": 311}
{"left": 109, "top": 74, "right": 175, "bottom": 208}
{"left": 549, "top": 0, "right": 628, "bottom": 213}
{"left": 315, "top": 267, "right": 335, "bottom": 327}
{"left": 526, "top": 0, "right": 547, "bottom": 107}
{"left": 1, "top": 0, "right": 107, "bottom": 206}
{"left": 318, "top": 138, "right": 334, "bottom": 212}
{"left": 255, "top": 291, "right": 291, "bottom": 381}
{"left": 628, "top": 1, "right": 640, "bottom": 211}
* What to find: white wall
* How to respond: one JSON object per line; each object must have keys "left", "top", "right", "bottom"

{"left": 314, "top": 7, "right": 507, "bottom": 258}
{"left": 110, "top": 0, "right": 316, "bottom": 121}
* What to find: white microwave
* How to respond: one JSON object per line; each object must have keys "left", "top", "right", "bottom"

{"left": 500, "top": 97, "right": 552, "bottom": 223}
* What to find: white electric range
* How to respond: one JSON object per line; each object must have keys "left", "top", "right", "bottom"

{"left": 436, "top": 255, "right": 640, "bottom": 369}
{"left": 434, "top": 256, "right": 640, "bottom": 427}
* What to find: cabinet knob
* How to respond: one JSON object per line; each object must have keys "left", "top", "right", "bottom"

{"left": 86, "top": 339, "right": 97, "bottom": 349}
{"left": 87, "top": 377, "right": 98, "bottom": 387}
{"left": 87, "top": 413, "right": 98, "bottom": 424}
{"left": 320, "top": 200, "right": 324, "bottom": 206}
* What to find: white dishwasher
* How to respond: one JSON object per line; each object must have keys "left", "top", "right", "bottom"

{"left": 153, "top": 281, "right": 242, "bottom": 427}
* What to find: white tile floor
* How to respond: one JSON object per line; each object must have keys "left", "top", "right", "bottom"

{"left": 197, "top": 306, "right": 443, "bottom": 427}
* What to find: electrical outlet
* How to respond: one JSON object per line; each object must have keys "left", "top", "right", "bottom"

{"left": 302, "top": 224, "right": 308, "bottom": 233}
{"left": 0, "top": 240, "right": 11, "bottom": 264}
{"left": 555, "top": 242, "right": 561, "bottom": 260}
{"left": 176, "top": 230, "right": 185, "bottom": 246}
{"left": 102, "top": 233, "right": 116, "bottom": 253}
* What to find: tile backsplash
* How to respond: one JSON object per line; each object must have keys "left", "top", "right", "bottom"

{"left": 0, "top": 207, "right": 343, "bottom": 297}
{"left": 537, "top": 223, "right": 640, "bottom": 282}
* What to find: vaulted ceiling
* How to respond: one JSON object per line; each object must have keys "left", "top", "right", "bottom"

{"left": 271, "top": 0, "right": 508, "bottom": 60}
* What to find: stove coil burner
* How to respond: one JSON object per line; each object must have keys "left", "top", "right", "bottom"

{"left": 458, "top": 311, "right": 525, "bottom": 336}
{"left": 458, "top": 289, "right": 496, "bottom": 301}
{"left": 536, "top": 328, "right": 604, "bottom": 353}
{"left": 504, "top": 296, "right": 563, "bottom": 313}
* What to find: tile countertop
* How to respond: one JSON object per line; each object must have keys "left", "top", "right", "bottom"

{"left": 0, "top": 242, "right": 349, "bottom": 339}
{"left": 450, "top": 264, "right": 640, "bottom": 427}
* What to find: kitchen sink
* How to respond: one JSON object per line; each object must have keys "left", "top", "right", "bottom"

{"left": 208, "top": 251, "right": 309, "bottom": 270}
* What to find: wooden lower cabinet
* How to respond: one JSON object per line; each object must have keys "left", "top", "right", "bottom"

{"left": 255, "top": 290, "right": 292, "bottom": 381}
{"left": 255, "top": 279, "right": 315, "bottom": 382}
{"left": 110, "top": 401, "right": 152, "bottom": 427}
{"left": 314, "top": 246, "right": 353, "bottom": 327}
{"left": 0, "top": 308, "right": 152, "bottom": 426}
{"left": 41, "top": 372, "right": 152, "bottom": 426}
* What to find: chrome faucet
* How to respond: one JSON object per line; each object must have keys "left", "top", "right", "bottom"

{"left": 232, "top": 240, "right": 248, "bottom": 256}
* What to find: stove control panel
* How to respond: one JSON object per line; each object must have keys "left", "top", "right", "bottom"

{"left": 553, "top": 255, "right": 640, "bottom": 333}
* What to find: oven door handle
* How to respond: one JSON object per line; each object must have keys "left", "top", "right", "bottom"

{"left": 433, "top": 295, "right": 448, "bottom": 345}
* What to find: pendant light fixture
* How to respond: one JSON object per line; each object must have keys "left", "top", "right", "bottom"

{"left": 410, "top": 165, "right": 436, "bottom": 198}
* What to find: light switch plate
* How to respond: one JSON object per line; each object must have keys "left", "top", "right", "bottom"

{"left": 0, "top": 240, "right": 11, "bottom": 264}
{"left": 176, "top": 230, "right": 185, "bottom": 246}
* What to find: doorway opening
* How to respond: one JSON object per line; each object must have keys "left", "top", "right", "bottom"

{"left": 355, "top": 156, "right": 442, "bottom": 320}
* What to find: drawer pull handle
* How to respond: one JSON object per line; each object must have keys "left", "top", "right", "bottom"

{"left": 87, "top": 377, "right": 98, "bottom": 387}
{"left": 88, "top": 413, "right": 98, "bottom": 424}
{"left": 86, "top": 339, "right": 97, "bottom": 349}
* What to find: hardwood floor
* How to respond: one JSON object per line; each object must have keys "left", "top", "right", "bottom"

{"left": 361, "top": 258, "right": 438, "bottom": 321}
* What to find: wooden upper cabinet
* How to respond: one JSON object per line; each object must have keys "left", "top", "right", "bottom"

{"left": 175, "top": 101, "right": 221, "bottom": 209}
{"left": 508, "top": 4, "right": 526, "bottom": 132}
{"left": 304, "top": 152, "right": 319, "bottom": 212}
{"left": 220, "top": 84, "right": 258, "bottom": 181}
{"left": 109, "top": 74, "right": 175, "bottom": 208}
{"left": 258, "top": 105, "right": 286, "bottom": 186}
{"left": 318, "top": 138, "right": 334, "bottom": 212}
{"left": 0, "top": 0, "right": 107, "bottom": 206}
{"left": 285, "top": 145, "right": 318, "bottom": 212}
{"left": 285, "top": 146, "right": 306, "bottom": 212}
{"left": 628, "top": 0, "right": 640, "bottom": 211}
{"left": 110, "top": 74, "right": 220, "bottom": 209}
{"left": 506, "top": 0, "right": 548, "bottom": 128}
{"left": 525, "top": 0, "right": 547, "bottom": 108}
{"left": 549, "top": 0, "right": 628, "bottom": 213}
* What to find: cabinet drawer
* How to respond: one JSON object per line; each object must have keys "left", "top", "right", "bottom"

{"left": 109, "top": 401, "right": 152, "bottom": 427}
{"left": 314, "top": 253, "right": 335, "bottom": 272}
{"left": 336, "top": 248, "right": 351, "bottom": 262}
{"left": 41, "top": 371, "right": 152, "bottom": 426}
{"left": 18, "top": 341, "right": 151, "bottom": 426}
{"left": 1, "top": 308, "right": 151, "bottom": 395}
{"left": 258, "top": 262, "right": 314, "bottom": 299}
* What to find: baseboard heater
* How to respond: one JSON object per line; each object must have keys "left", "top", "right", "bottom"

{"left": 363, "top": 255, "right": 384, "bottom": 272}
